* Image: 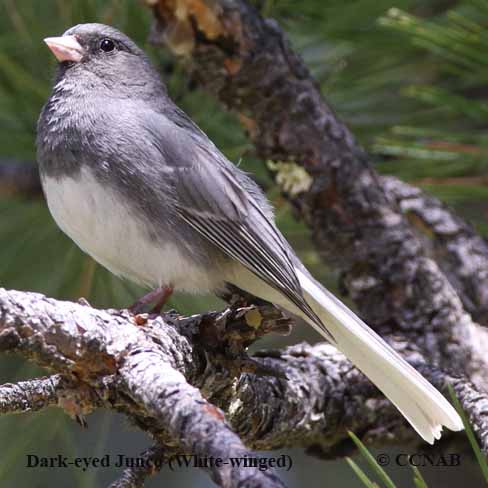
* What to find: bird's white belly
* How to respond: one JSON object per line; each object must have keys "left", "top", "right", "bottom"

{"left": 41, "top": 166, "right": 219, "bottom": 293}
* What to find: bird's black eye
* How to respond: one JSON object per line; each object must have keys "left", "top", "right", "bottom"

{"left": 100, "top": 38, "right": 115, "bottom": 52}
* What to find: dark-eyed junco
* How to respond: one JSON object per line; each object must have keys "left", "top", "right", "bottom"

{"left": 37, "top": 23, "right": 462, "bottom": 443}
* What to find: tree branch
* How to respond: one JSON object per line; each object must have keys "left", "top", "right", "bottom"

{"left": 0, "top": 288, "right": 287, "bottom": 488}
{"left": 146, "top": 0, "right": 488, "bottom": 387}
{"left": 108, "top": 445, "right": 166, "bottom": 488}
{"left": 1, "top": 288, "right": 487, "bottom": 463}
{"left": 382, "top": 176, "right": 488, "bottom": 327}
{"left": 0, "top": 374, "right": 63, "bottom": 415}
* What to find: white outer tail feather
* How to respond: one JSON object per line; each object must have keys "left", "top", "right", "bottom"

{"left": 295, "top": 268, "right": 463, "bottom": 444}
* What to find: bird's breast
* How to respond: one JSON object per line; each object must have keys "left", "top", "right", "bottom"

{"left": 41, "top": 166, "right": 223, "bottom": 293}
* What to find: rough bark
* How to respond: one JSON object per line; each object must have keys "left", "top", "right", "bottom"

{"left": 0, "top": 375, "right": 65, "bottom": 414}
{"left": 1, "top": 289, "right": 487, "bottom": 466}
{"left": 108, "top": 446, "right": 167, "bottom": 488}
{"left": 0, "top": 289, "right": 287, "bottom": 488}
{"left": 382, "top": 176, "right": 488, "bottom": 328}
{"left": 147, "top": 0, "right": 488, "bottom": 379}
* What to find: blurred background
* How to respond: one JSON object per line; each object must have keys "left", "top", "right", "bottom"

{"left": 0, "top": 0, "right": 487, "bottom": 486}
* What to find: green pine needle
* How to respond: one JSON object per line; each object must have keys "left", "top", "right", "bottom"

{"left": 348, "top": 431, "right": 397, "bottom": 488}
{"left": 411, "top": 465, "right": 429, "bottom": 488}
{"left": 346, "top": 457, "right": 381, "bottom": 488}
{"left": 447, "top": 384, "right": 488, "bottom": 484}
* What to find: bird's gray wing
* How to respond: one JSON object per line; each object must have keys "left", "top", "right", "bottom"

{"left": 142, "top": 109, "right": 332, "bottom": 339}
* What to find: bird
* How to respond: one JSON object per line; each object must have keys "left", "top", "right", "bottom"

{"left": 37, "top": 23, "right": 463, "bottom": 444}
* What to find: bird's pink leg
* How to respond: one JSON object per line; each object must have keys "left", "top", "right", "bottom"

{"left": 149, "top": 286, "right": 174, "bottom": 314}
{"left": 129, "top": 285, "right": 174, "bottom": 315}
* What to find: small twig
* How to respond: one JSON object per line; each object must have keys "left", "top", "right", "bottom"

{"left": 108, "top": 445, "right": 167, "bottom": 488}
{"left": 0, "top": 375, "right": 63, "bottom": 414}
{"left": 0, "top": 373, "right": 106, "bottom": 429}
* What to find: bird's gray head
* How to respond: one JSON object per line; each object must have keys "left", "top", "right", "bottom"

{"left": 44, "top": 23, "right": 166, "bottom": 100}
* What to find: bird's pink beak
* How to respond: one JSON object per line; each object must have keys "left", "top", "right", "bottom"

{"left": 44, "top": 35, "right": 85, "bottom": 63}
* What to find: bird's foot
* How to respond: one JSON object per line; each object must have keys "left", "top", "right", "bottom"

{"left": 77, "top": 297, "right": 92, "bottom": 307}
{"left": 128, "top": 285, "right": 174, "bottom": 316}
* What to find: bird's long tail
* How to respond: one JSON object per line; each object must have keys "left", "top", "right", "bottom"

{"left": 294, "top": 268, "right": 463, "bottom": 444}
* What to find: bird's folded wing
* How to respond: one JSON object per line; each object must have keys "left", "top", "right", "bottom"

{"left": 172, "top": 137, "right": 331, "bottom": 338}
{"left": 139, "top": 105, "right": 332, "bottom": 340}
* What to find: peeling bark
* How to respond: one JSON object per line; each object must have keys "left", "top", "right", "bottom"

{"left": 0, "top": 289, "right": 287, "bottom": 488}
{"left": 1, "top": 289, "right": 487, "bottom": 464}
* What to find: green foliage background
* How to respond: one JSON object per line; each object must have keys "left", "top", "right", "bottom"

{"left": 0, "top": 0, "right": 486, "bottom": 486}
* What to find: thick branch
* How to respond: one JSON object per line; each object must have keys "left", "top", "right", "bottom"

{"left": 0, "top": 289, "right": 285, "bottom": 488}
{"left": 1, "top": 288, "right": 487, "bottom": 459}
{"left": 383, "top": 176, "right": 488, "bottom": 327}
{"left": 147, "top": 0, "right": 487, "bottom": 382}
